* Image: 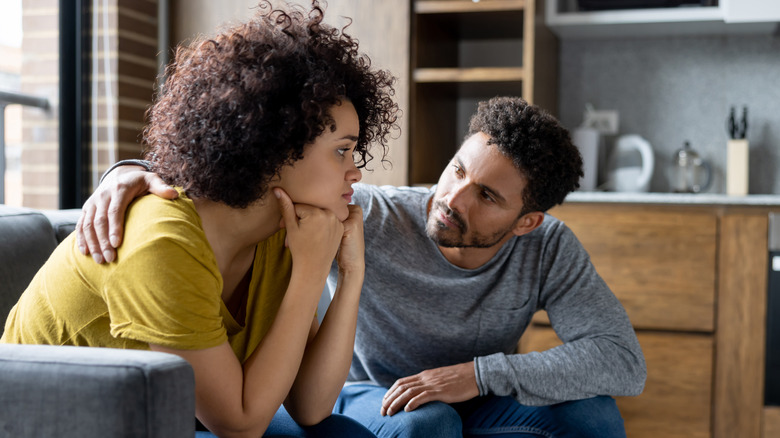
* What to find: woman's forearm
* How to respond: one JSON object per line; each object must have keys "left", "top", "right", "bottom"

{"left": 186, "top": 266, "right": 326, "bottom": 437}
{"left": 284, "top": 269, "right": 364, "bottom": 424}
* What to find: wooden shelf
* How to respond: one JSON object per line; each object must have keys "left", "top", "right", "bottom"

{"left": 414, "top": 67, "right": 525, "bottom": 83}
{"left": 416, "top": 0, "right": 526, "bottom": 14}
{"left": 409, "top": 0, "right": 557, "bottom": 186}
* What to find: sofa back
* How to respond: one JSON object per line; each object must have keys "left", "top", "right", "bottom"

{"left": 0, "top": 205, "right": 80, "bottom": 336}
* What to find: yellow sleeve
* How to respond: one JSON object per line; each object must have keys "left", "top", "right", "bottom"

{"left": 104, "top": 197, "right": 228, "bottom": 350}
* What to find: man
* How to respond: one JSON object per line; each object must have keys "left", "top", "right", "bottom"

{"left": 78, "top": 97, "right": 646, "bottom": 437}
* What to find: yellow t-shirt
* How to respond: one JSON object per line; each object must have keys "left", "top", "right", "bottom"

{"left": 1, "top": 191, "right": 293, "bottom": 363}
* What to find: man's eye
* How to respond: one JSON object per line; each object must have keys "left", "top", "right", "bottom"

{"left": 482, "top": 191, "right": 495, "bottom": 203}
{"left": 452, "top": 165, "right": 464, "bottom": 177}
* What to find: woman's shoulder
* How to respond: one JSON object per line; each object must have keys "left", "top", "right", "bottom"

{"left": 122, "top": 191, "right": 210, "bottom": 256}
{"left": 127, "top": 189, "right": 199, "bottom": 225}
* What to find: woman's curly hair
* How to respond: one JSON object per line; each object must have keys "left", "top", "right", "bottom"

{"left": 467, "top": 97, "right": 583, "bottom": 214}
{"left": 143, "top": 0, "right": 399, "bottom": 208}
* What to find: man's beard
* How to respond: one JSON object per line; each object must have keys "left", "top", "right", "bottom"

{"left": 426, "top": 200, "right": 512, "bottom": 249}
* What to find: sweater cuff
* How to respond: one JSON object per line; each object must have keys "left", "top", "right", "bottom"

{"left": 475, "top": 352, "right": 509, "bottom": 397}
{"left": 99, "top": 159, "right": 152, "bottom": 184}
{"left": 474, "top": 357, "right": 486, "bottom": 396}
{"left": 474, "top": 357, "right": 489, "bottom": 397}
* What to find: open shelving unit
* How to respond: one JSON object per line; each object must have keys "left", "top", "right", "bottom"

{"left": 409, "top": 0, "right": 558, "bottom": 185}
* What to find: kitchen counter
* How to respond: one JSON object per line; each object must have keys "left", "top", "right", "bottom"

{"left": 565, "top": 191, "right": 780, "bottom": 206}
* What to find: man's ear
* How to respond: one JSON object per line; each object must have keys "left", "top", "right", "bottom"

{"left": 512, "top": 211, "right": 544, "bottom": 237}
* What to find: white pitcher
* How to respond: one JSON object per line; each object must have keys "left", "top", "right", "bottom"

{"left": 607, "top": 135, "right": 654, "bottom": 193}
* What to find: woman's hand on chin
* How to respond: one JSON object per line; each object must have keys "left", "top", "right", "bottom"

{"left": 337, "top": 204, "right": 365, "bottom": 276}
{"left": 274, "top": 188, "right": 343, "bottom": 278}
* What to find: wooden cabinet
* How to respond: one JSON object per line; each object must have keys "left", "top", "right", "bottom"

{"left": 410, "top": 0, "right": 557, "bottom": 185}
{"left": 520, "top": 202, "right": 776, "bottom": 438}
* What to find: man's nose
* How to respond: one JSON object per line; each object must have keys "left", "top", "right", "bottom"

{"left": 445, "top": 183, "right": 469, "bottom": 214}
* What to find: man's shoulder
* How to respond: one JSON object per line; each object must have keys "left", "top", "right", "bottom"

{"left": 530, "top": 212, "right": 566, "bottom": 238}
{"left": 354, "top": 183, "right": 432, "bottom": 198}
{"left": 353, "top": 183, "right": 432, "bottom": 209}
{"left": 513, "top": 212, "right": 579, "bottom": 251}
{"left": 522, "top": 212, "right": 588, "bottom": 259}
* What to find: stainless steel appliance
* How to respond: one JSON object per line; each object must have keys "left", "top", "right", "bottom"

{"left": 766, "top": 213, "right": 780, "bottom": 405}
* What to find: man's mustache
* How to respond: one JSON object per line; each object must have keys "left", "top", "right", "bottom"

{"left": 433, "top": 200, "right": 465, "bottom": 232}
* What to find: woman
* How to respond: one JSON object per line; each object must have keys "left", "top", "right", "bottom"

{"left": 1, "top": 1, "right": 397, "bottom": 437}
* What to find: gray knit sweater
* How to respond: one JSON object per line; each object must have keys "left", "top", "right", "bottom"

{"left": 327, "top": 184, "right": 646, "bottom": 406}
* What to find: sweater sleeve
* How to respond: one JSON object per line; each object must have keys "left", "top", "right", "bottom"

{"left": 474, "top": 223, "right": 647, "bottom": 406}
{"left": 99, "top": 159, "right": 153, "bottom": 184}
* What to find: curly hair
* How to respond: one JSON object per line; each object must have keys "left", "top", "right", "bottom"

{"left": 143, "top": 0, "right": 399, "bottom": 208}
{"left": 467, "top": 97, "right": 583, "bottom": 214}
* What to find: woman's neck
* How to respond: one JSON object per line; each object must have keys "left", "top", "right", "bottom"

{"left": 191, "top": 195, "right": 281, "bottom": 269}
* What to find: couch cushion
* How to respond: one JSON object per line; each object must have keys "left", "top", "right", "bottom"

{"left": 0, "top": 344, "right": 195, "bottom": 437}
{"left": 0, "top": 206, "right": 60, "bottom": 331}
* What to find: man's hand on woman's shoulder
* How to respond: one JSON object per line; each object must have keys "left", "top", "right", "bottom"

{"left": 77, "top": 164, "right": 176, "bottom": 263}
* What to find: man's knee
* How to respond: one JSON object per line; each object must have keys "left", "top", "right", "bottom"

{"left": 553, "top": 396, "right": 626, "bottom": 438}
{"left": 385, "top": 402, "right": 462, "bottom": 438}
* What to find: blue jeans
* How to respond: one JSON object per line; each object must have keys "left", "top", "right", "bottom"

{"left": 334, "top": 384, "right": 626, "bottom": 438}
{"left": 195, "top": 404, "right": 377, "bottom": 437}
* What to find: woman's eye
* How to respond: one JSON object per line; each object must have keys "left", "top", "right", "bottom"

{"left": 452, "top": 165, "right": 464, "bottom": 177}
{"left": 338, "top": 148, "right": 350, "bottom": 156}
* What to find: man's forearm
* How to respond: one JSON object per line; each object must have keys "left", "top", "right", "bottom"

{"left": 475, "top": 336, "right": 646, "bottom": 406}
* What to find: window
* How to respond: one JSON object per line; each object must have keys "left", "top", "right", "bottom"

{"left": 1, "top": 0, "right": 160, "bottom": 209}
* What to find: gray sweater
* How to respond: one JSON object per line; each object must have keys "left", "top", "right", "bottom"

{"left": 328, "top": 184, "right": 646, "bottom": 406}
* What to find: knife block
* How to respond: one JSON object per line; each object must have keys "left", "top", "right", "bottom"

{"left": 726, "top": 139, "right": 749, "bottom": 196}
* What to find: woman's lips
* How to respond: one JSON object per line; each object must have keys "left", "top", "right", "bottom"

{"left": 342, "top": 188, "right": 354, "bottom": 203}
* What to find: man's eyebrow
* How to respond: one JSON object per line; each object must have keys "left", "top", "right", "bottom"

{"left": 455, "top": 157, "right": 507, "bottom": 204}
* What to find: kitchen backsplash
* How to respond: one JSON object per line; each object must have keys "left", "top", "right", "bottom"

{"left": 559, "top": 33, "right": 780, "bottom": 195}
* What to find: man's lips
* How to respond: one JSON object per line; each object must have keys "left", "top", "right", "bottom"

{"left": 437, "top": 209, "right": 462, "bottom": 231}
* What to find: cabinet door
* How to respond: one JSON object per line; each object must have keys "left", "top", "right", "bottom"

{"left": 522, "top": 326, "right": 713, "bottom": 438}
{"left": 722, "top": 0, "right": 780, "bottom": 23}
{"left": 548, "top": 204, "right": 717, "bottom": 332}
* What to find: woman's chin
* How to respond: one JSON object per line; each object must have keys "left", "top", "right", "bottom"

{"left": 335, "top": 206, "right": 350, "bottom": 222}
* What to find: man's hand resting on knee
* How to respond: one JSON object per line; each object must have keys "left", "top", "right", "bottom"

{"left": 76, "top": 165, "right": 177, "bottom": 263}
{"left": 380, "top": 361, "right": 480, "bottom": 416}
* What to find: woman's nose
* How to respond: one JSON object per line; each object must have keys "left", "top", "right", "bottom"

{"left": 347, "top": 162, "right": 362, "bottom": 183}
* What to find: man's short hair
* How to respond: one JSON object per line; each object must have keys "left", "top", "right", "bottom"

{"left": 467, "top": 96, "right": 583, "bottom": 214}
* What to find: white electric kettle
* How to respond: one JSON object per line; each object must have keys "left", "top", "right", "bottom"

{"left": 607, "top": 135, "right": 654, "bottom": 193}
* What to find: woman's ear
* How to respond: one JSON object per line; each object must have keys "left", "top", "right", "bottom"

{"left": 512, "top": 211, "right": 545, "bottom": 237}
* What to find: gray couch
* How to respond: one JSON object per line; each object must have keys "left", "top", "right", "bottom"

{"left": 0, "top": 205, "right": 196, "bottom": 438}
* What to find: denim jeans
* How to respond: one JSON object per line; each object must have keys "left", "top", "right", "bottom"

{"left": 333, "top": 384, "right": 626, "bottom": 438}
{"left": 194, "top": 404, "right": 377, "bottom": 438}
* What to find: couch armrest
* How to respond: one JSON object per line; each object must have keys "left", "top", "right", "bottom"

{"left": 0, "top": 344, "right": 195, "bottom": 438}
{"left": 41, "top": 208, "right": 81, "bottom": 242}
